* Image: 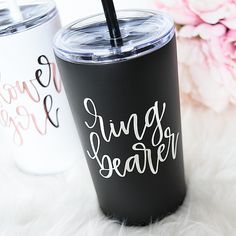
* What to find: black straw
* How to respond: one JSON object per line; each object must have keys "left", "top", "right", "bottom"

{"left": 101, "top": 0, "right": 123, "bottom": 47}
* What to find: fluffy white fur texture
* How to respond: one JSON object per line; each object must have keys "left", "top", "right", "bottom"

{"left": 0, "top": 104, "right": 236, "bottom": 236}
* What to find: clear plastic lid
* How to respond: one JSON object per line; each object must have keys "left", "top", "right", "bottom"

{"left": 0, "top": 0, "right": 57, "bottom": 36}
{"left": 54, "top": 10, "right": 175, "bottom": 64}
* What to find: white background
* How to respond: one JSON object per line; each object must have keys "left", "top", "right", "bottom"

{"left": 56, "top": 0, "right": 156, "bottom": 25}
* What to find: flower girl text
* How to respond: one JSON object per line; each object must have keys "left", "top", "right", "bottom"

{"left": 84, "top": 98, "right": 179, "bottom": 178}
{"left": 0, "top": 55, "right": 61, "bottom": 145}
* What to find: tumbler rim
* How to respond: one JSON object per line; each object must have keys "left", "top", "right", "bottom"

{"left": 53, "top": 9, "right": 175, "bottom": 65}
{"left": 0, "top": 0, "right": 57, "bottom": 36}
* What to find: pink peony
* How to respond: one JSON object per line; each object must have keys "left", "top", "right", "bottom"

{"left": 156, "top": 0, "right": 202, "bottom": 25}
{"left": 156, "top": 0, "right": 236, "bottom": 111}
{"left": 157, "top": 0, "right": 236, "bottom": 28}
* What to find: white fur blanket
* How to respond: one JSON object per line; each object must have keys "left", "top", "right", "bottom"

{"left": 0, "top": 104, "right": 236, "bottom": 235}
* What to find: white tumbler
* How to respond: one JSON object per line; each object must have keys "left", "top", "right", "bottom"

{"left": 0, "top": 0, "right": 80, "bottom": 175}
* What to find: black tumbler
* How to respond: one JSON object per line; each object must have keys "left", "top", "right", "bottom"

{"left": 54, "top": 10, "right": 186, "bottom": 226}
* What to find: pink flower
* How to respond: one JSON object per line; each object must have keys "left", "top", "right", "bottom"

{"left": 189, "top": 0, "right": 227, "bottom": 24}
{"left": 178, "top": 23, "right": 226, "bottom": 40}
{"left": 223, "top": 30, "right": 236, "bottom": 60}
{"left": 156, "top": 0, "right": 201, "bottom": 25}
{"left": 221, "top": 4, "right": 236, "bottom": 29}
{"left": 178, "top": 39, "right": 226, "bottom": 111}
{"left": 177, "top": 27, "right": 236, "bottom": 111}
{"left": 157, "top": 0, "right": 236, "bottom": 28}
{"left": 156, "top": 0, "right": 236, "bottom": 111}
{"left": 189, "top": 0, "right": 236, "bottom": 28}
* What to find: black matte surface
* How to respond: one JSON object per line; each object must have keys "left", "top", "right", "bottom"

{"left": 55, "top": 36, "right": 186, "bottom": 226}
